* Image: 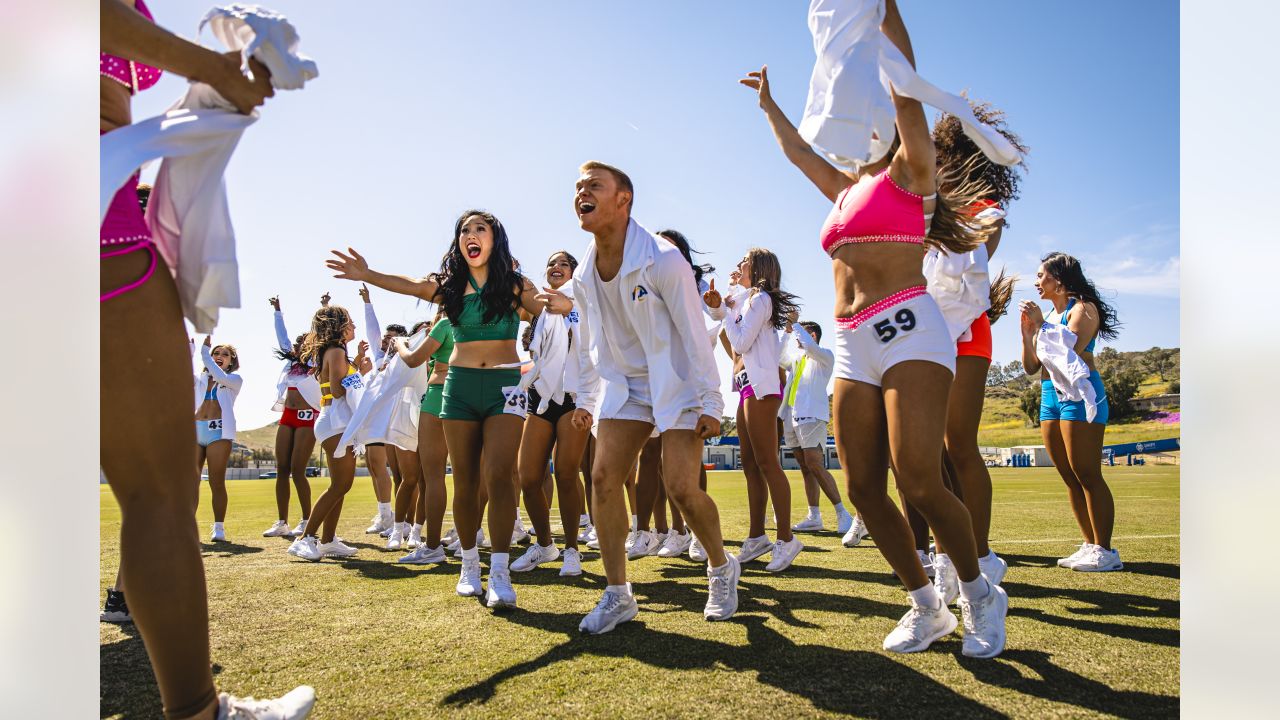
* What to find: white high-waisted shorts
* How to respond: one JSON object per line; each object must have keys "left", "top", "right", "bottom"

{"left": 833, "top": 286, "right": 955, "bottom": 387}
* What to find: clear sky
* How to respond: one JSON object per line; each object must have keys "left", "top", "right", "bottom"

{"left": 132, "top": 1, "right": 1179, "bottom": 431}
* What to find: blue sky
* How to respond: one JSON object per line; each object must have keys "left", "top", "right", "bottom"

{"left": 131, "top": 1, "right": 1179, "bottom": 430}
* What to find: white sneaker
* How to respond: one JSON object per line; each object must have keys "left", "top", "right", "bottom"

{"left": 397, "top": 544, "right": 446, "bottom": 564}
{"left": 442, "top": 527, "right": 459, "bottom": 546}
{"left": 216, "top": 685, "right": 316, "bottom": 720}
{"left": 579, "top": 587, "right": 639, "bottom": 634}
{"left": 735, "top": 535, "right": 773, "bottom": 564}
{"left": 765, "top": 537, "right": 804, "bottom": 572}
{"left": 406, "top": 526, "right": 422, "bottom": 549}
{"left": 657, "top": 531, "right": 691, "bottom": 558}
{"left": 791, "top": 516, "right": 823, "bottom": 533}
{"left": 319, "top": 539, "right": 357, "bottom": 559}
{"left": 478, "top": 528, "right": 491, "bottom": 549}
{"left": 289, "top": 536, "right": 323, "bottom": 562}
{"left": 842, "top": 516, "right": 870, "bottom": 547}
{"left": 960, "top": 581, "right": 1008, "bottom": 658}
{"left": 579, "top": 514, "right": 591, "bottom": 528}
{"left": 210, "top": 523, "right": 226, "bottom": 542}
{"left": 486, "top": 567, "right": 517, "bottom": 609}
{"left": 386, "top": 525, "right": 406, "bottom": 551}
{"left": 366, "top": 514, "right": 392, "bottom": 534}
{"left": 647, "top": 531, "right": 668, "bottom": 556}
{"left": 447, "top": 537, "right": 463, "bottom": 555}
{"left": 910, "top": 549, "right": 936, "bottom": 579}
{"left": 559, "top": 547, "right": 583, "bottom": 576}
{"left": 836, "top": 509, "right": 855, "bottom": 536}
{"left": 704, "top": 555, "right": 741, "bottom": 621}
{"left": 586, "top": 526, "right": 600, "bottom": 550}
{"left": 883, "top": 595, "right": 957, "bottom": 653}
{"left": 1057, "top": 543, "right": 1093, "bottom": 568}
{"left": 627, "top": 530, "right": 655, "bottom": 560}
{"left": 1072, "top": 546, "right": 1123, "bottom": 572}
{"left": 577, "top": 524, "right": 593, "bottom": 544}
{"left": 932, "top": 553, "right": 959, "bottom": 605}
{"left": 689, "top": 533, "right": 707, "bottom": 562}
{"left": 511, "top": 543, "right": 560, "bottom": 572}
{"left": 263, "top": 520, "right": 291, "bottom": 538}
{"left": 511, "top": 521, "right": 530, "bottom": 546}
{"left": 624, "top": 529, "right": 640, "bottom": 554}
{"left": 979, "top": 551, "right": 1008, "bottom": 586}
{"left": 456, "top": 556, "right": 483, "bottom": 597}
{"left": 288, "top": 519, "right": 307, "bottom": 538}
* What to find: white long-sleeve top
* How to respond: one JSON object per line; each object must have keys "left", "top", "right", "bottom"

{"left": 271, "top": 311, "right": 322, "bottom": 411}
{"left": 519, "top": 308, "right": 573, "bottom": 412}
{"left": 193, "top": 343, "right": 242, "bottom": 441}
{"left": 781, "top": 324, "right": 835, "bottom": 421}
{"left": 723, "top": 289, "right": 785, "bottom": 398}
{"left": 560, "top": 282, "right": 583, "bottom": 397}
{"left": 800, "top": 0, "right": 1020, "bottom": 170}
{"left": 99, "top": 7, "right": 317, "bottom": 333}
{"left": 922, "top": 206, "right": 1004, "bottom": 342}
{"left": 364, "top": 301, "right": 386, "bottom": 365}
{"left": 335, "top": 329, "right": 430, "bottom": 456}
{"left": 572, "top": 219, "right": 724, "bottom": 431}
{"left": 1035, "top": 323, "right": 1101, "bottom": 422}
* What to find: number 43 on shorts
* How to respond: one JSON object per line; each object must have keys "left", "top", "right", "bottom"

{"left": 874, "top": 308, "right": 916, "bottom": 343}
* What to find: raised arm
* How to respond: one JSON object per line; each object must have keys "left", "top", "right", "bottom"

{"left": 392, "top": 335, "right": 442, "bottom": 369}
{"left": 793, "top": 323, "right": 836, "bottom": 370}
{"left": 269, "top": 297, "right": 293, "bottom": 354}
{"left": 200, "top": 341, "right": 243, "bottom": 391}
{"left": 327, "top": 247, "right": 440, "bottom": 302}
{"left": 740, "top": 65, "right": 853, "bottom": 203}
{"left": 882, "top": 0, "right": 936, "bottom": 194}
{"left": 358, "top": 284, "right": 385, "bottom": 362}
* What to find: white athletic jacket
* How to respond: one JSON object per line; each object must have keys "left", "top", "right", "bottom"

{"left": 1036, "top": 323, "right": 1101, "bottom": 422}
{"left": 519, "top": 306, "right": 573, "bottom": 412}
{"left": 799, "top": 0, "right": 1020, "bottom": 169}
{"left": 572, "top": 219, "right": 724, "bottom": 431}
{"left": 922, "top": 206, "right": 1004, "bottom": 342}
{"left": 781, "top": 323, "right": 835, "bottom": 422}
{"left": 271, "top": 311, "right": 323, "bottom": 412}
{"left": 723, "top": 289, "right": 785, "bottom": 398}
{"left": 335, "top": 329, "right": 430, "bottom": 457}
{"left": 192, "top": 342, "right": 242, "bottom": 441}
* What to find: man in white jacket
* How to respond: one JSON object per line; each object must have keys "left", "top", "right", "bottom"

{"left": 562, "top": 161, "right": 740, "bottom": 634}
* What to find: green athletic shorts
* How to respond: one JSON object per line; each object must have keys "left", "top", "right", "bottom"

{"left": 420, "top": 383, "right": 444, "bottom": 416}
{"left": 440, "top": 366, "right": 523, "bottom": 421}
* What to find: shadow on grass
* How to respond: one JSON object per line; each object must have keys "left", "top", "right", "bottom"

{"left": 959, "top": 649, "right": 1178, "bottom": 719}
{"left": 100, "top": 628, "right": 161, "bottom": 719}
{"left": 999, "top": 552, "right": 1180, "bottom": 580}
{"left": 441, "top": 613, "right": 1004, "bottom": 718}
{"left": 200, "top": 540, "right": 264, "bottom": 557}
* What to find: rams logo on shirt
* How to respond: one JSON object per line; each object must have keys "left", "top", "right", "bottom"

{"left": 632, "top": 285, "right": 649, "bottom": 302}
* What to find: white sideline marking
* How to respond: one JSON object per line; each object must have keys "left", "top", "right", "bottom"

{"left": 991, "top": 533, "right": 1178, "bottom": 545}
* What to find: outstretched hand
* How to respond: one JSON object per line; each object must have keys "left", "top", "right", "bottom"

{"left": 203, "top": 335, "right": 213, "bottom": 347}
{"left": 268, "top": 296, "right": 281, "bottom": 311}
{"left": 319, "top": 292, "right": 331, "bottom": 307}
{"left": 327, "top": 248, "right": 370, "bottom": 281}
{"left": 358, "top": 283, "right": 371, "bottom": 303}
{"left": 739, "top": 65, "right": 774, "bottom": 109}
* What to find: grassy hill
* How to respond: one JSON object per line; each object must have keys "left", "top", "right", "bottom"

{"left": 977, "top": 383, "right": 1179, "bottom": 448}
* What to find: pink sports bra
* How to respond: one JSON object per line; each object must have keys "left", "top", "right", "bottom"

{"left": 100, "top": 0, "right": 163, "bottom": 94}
{"left": 820, "top": 168, "right": 935, "bottom": 256}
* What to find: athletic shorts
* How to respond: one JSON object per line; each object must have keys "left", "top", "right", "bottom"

{"left": 603, "top": 377, "right": 700, "bottom": 431}
{"left": 440, "top": 366, "right": 525, "bottom": 421}
{"left": 314, "top": 402, "right": 352, "bottom": 445}
{"left": 956, "top": 313, "right": 993, "bottom": 361}
{"left": 196, "top": 419, "right": 226, "bottom": 447}
{"left": 1040, "top": 373, "right": 1109, "bottom": 424}
{"left": 528, "top": 387, "right": 576, "bottom": 426}
{"left": 783, "top": 417, "right": 827, "bottom": 450}
{"left": 280, "top": 407, "right": 317, "bottom": 429}
{"left": 833, "top": 286, "right": 956, "bottom": 387}
{"left": 419, "top": 383, "right": 444, "bottom": 417}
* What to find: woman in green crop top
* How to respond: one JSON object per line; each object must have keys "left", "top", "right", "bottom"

{"left": 329, "top": 209, "right": 572, "bottom": 609}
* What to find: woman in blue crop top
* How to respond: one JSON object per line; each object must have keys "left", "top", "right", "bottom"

{"left": 328, "top": 209, "right": 571, "bottom": 610}
{"left": 1020, "top": 252, "right": 1124, "bottom": 573}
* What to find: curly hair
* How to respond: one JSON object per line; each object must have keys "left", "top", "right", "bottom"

{"left": 744, "top": 247, "right": 800, "bottom": 330}
{"left": 986, "top": 267, "right": 1016, "bottom": 325}
{"left": 1041, "top": 252, "right": 1120, "bottom": 340}
{"left": 927, "top": 155, "right": 1004, "bottom": 254}
{"left": 932, "top": 99, "right": 1028, "bottom": 207}
{"left": 299, "top": 305, "right": 351, "bottom": 376}
{"left": 436, "top": 210, "right": 524, "bottom": 326}
{"left": 656, "top": 229, "right": 715, "bottom": 287}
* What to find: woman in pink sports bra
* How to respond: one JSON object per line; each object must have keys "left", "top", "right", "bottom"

{"left": 99, "top": 2, "right": 313, "bottom": 718}
{"left": 739, "top": 0, "right": 1009, "bottom": 658}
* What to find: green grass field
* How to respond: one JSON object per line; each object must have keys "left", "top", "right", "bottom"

{"left": 100, "top": 466, "right": 1179, "bottom": 719}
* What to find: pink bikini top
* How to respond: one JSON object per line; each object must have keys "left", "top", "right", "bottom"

{"left": 820, "top": 168, "right": 935, "bottom": 256}
{"left": 100, "top": 0, "right": 162, "bottom": 94}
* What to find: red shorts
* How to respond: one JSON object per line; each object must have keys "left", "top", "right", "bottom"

{"left": 280, "top": 407, "right": 318, "bottom": 429}
{"left": 956, "top": 313, "right": 992, "bottom": 360}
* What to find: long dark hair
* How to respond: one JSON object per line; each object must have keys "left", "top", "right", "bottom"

{"left": 933, "top": 99, "right": 1028, "bottom": 208}
{"left": 986, "top": 268, "right": 1016, "bottom": 325}
{"left": 275, "top": 333, "right": 309, "bottom": 373}
{"left": 436, "top": 210, "right": 524, "bottom": 325}
{"left": 1041, "top": 252, "right": 1120, "bottom": 340}
{"left": 745, "top": 247, "right": 800, "bottom": 330}
{"left": 656, "top": 229, "right": 714, "bottom": 287}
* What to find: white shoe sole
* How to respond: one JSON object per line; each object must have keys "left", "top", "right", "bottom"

{"left": 765, "top": 542, "right": 803, "bottom": 572}
{"left": 559, "top": 566, "right": 582, "bottom": 577}
{"left": 456, "top": 584, "right": 483, "bottom": 597}
{"left": 842, "top": 530, "right": 869, "bottom": 548}
{"left": 100, "top": 611, "right": 132, "bottom": 623}
{"left": 884, "top": 611, "right": 958, "bottom": 653}
{"left": 486, "top": 592, "right": 517, "bottom": 609}
{"left": 1073, "top": 559, "right": 1123, "bottom": 572}
{"left": 791, "top": 520, "right": 823, "bottom": 532}
{"left": 735, "top": 542, "right": 772, "bottom": 564}
{"left": 580, "top": 603, "right": 639, "bottom": 635}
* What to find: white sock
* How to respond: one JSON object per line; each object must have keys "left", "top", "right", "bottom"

{"left": 411, "top": 523, "right": 423, "bottom": 535}
{"left": 708, "top": 559, "right": 730, "bottom": 573}
{"left": 514, "top": 517, "right": 525, "bottom": 531}
{"left": 630, "top": 515, "right": 638, "bottom": 531}
{"left": 378, "top": 502, "right": 392, "bottom": 516}
{"left": 490, "top": 552, "right": 509, "bottom": 572}
{"left": 606, "top": 582, "right": 633, "bottom": 597}
{"left": 908, "top": 584, "right": 942, "bottom": 610}
{"left": 959, "top": 575, "right": 991, "bottom": 603}
{"left": 460, "top": 546, "right": 479, "bottom": 562}
{"left": 834, "top": 502, "right": 848, "bottom": 515}
{"left": 807, "top": 506, "right": 821, "bottom": 519}
{"left": 213, "top": 522, "right": 224, "bottom": 529}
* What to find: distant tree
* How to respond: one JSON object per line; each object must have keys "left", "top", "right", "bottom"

{"left": 1019, "top": 383, "right": 1041, "bottom": 427}
{"left": 1142, "top": 347, "right": 1179, "bottom": 383}
{"left": 986, "top": 364, "right": 1007, "bottom": 387}
{"left": 1097, "top": 349, "right": 1145, "bottom": 421}
{"left": 720, "top": 416, "right": 736, "bottom": 437}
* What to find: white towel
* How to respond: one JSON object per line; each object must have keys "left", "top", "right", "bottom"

{"left": 1036, "top": 323, "right": 1100, "bottom": 422}
{"left": 335, "top": 330, "right": 430, "bottom": 457}
{"left": 800, "top": 0, "right": 1021, "bottom": 170}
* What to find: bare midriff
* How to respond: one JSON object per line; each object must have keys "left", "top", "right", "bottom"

{"left": 830, "top": 242, "right": 928, "bottom": 318}
{"left": 448, "top": 339, "right": 520, "bottom": 369}
{"left": 283, "top": 386, "right": 314, "bottom": 411}
{"left": 196, "top": 378, "right": 222, "bottom": 421}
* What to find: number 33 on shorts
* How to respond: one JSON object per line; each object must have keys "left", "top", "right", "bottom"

{"left": 501, "top": 386, "right": 529, "bottom": 419}
{"left": 874, "top": 308, "right": 916, "bottom": 343}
